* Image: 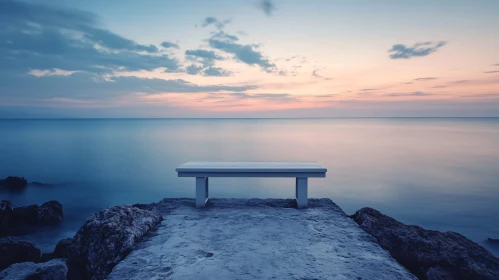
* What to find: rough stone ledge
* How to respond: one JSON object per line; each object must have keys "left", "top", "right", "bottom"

{"left": 109, "top": 198, "right": 417, "bottom": 280}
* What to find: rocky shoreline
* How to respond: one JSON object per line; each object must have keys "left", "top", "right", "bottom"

{"left": 0, "top": 183, "right": 498, "bottom": 279}
{"left": 352, "top": 208, "right": 499, "bottom": 279}
{"left": 0, "top": 200, "right": 63, "bottom": 237}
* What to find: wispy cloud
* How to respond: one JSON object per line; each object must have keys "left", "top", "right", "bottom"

{"left": 203, "top": 67, "right": 232, "bottom": 77}
{"left": 431, "top": 78, "right": 498, "bottom": 89}
{"left": 385, "top": 92, "right": 433, "bottom": 97}
{"left": 203, "top": 92, "right": 296, "bottom": 103}
{"left": 185, "top": 49, "right": 225, "bottom": 66}
{"left": 314, "top": 94, "right": 336, "bottom": 98}
{"left": 28, "top": 68, "right": 79, "bottom": 77}
{"left": 207, "top": 31, "right": 276, "bottom": 72}
{"left": 201, "top": 17, "right": 231, "bottom": 29}
{"left": 184, "top": 46, "right": 235, "bottom": 76}
{"left": 414, "top": 77, "right": 438, "bottom": 81}
{"left": 484, "top": 71, "right": 499, "bottom": 74}
{"left": 1, "top": 72, "right": 257, "bottom": 100}
{"left": 0, "top": 1, "right": 260, "bottom": 103}
{"left": 459, "top": 93, "right": 499, "bottom": 98}
{"left": 185, "top": 65, "right": 204, "bottom": 75}
{"left": 258, "top": 0, "right": 277, "bottom": 16}
{"left": 388, "top": 41, "right": 447, "bottom": 59}
{"left": 0, "top": 0, "right": 180, "bottom": 75}
{"left": 312, "top": 70, "right": 332, "bottom": 81}
{"left": 231, "top": 92, "right": 293, "bottom": 101}
{"left": 161, "top": 41, "right": 179, "bottom": 49}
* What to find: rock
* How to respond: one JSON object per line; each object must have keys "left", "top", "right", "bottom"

{"left": 487, "top": 238, "right": 499, "bottom": 243}
{"left": 352, "top": 207, "right": 499, "bottom": 280}
{"left": 0, "top": 200, "right": 13, "bottom": 212}
{"left": 0, "top": 200, "right": 63, "bottom": 236}
{"left": 0, "top": 237, "right": 41, "bottom": 271}
{"left": 0, "top": 259, "right": 67, "bottom": 280}
{"left": 0, "top": 200, "right": 14, "bottom": 231}
{"left": 54, "top": 238, "right": 73, "bottom": 258}
{"left": 67, "top": 205, "right": 162, "bottom": 280}
{"left": 38, "top": 201, "right": 64, "bottom": 225}
{"left": 0, "top": 176, "right": 27, "bottom": 190}
{"left": 40, "top": 238, "right": 72, "bottom": 263}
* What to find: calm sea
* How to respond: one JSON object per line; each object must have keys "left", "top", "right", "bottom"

{"left": 1, "top": 118, "right": 498, "bottom": 256}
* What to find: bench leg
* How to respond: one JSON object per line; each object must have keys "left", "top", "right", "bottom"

{"left": 196, "top": 177, "right": 209, "bottom": 208}
{"left": 295, "top": 177, "right": 308, "bottom": 209}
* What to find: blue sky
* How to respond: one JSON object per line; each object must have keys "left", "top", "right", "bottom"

{"left": 1, "top": 0, "right": 499, "bottom": 117}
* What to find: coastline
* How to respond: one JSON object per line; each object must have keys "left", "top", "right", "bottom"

{"left": 2, "top": 198, "right": 498, "bottom": 279}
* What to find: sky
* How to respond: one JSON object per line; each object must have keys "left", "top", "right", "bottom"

{"left": 1, "top": 0, "right": 499, "bottom": 118}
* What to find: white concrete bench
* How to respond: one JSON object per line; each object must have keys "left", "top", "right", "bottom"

{"left": 176, "top": 161, "right": 327, "bottom": 208}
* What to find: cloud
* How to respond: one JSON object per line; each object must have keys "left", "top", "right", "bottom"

{"left": 200, "top": 92, "right": 297, "bottom": 104}
{"left": 431, "top": 78, "right": 499, "bottom": 89}
{"left": 207, "top": 31, "right": 276, "bottom": 72}
{"left": 201, "top": 17, "right": 231, "bottom": 29}
{"left": 184, "top": 49, "right": 231, "bottom": 76}
{"left": 0, "top": 1, "right": 258, "bottom": 104}
{"left": 0, "top": 72, "right": 256, "bottom": 100}
{"left": 484, "top": 71, "right": 499, "bottom": 74}
{"left": 230, "top": 93, "right": 295, "bottom": 102}
{"left": 312, "top": 70, "right": 332, "bottom": 81}
{"left": 185, "top": 49, "right": 225, "bottom": 64}
{"left": 492, "top": 64, "right": 499, "bottom": 66}
{"left": 388, "top": 41, "right": 446, "bottom": 59}
{"left": 203, "top": 67, "right": 232, "bottom": 77}
{"left": 414, "top": 77, "right": 438, "bottom": 81}
{"left": 161, "top": 41, "right": 179, "bottom": 49}
{"left": 82, "top": 28, "right": 158, "bottom": 53}
{"left": 0, "top": 0, "right": 180, "bottom": 75}
{"left": 258, "top": 0, "right": 277, "bottom": 16}
{"left": 28, "top": 68, "right": 78, "bottom": 77}
{"left": 460, "top": 93, "right": 499, "bottom": 98}
{"left": 314, "top": 94, "right": 336, "bottom": 98}
{"left": 185, "top": 65, "right": 204, "bottom": 75}
{"left": 385, "top": 91, "right": 434, "bottom": 97}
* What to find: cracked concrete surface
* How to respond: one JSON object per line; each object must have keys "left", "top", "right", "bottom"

{"left": 108, "top": 199, "right": 416, "bottom": 280}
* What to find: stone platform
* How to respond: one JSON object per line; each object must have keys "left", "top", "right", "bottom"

{"left": 108, "top": 199, "right": 416, "bottom": 280}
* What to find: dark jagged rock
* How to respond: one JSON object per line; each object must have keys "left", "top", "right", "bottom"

{"left": 0, "top": 258, "right": 67, "bottom": 280}
{"left": 67, "top": 205, "right": 162, "bottom": 280}
{"left": 38, "top": 201, "right": 64, "bottom": 225}
{"left": 0, "top": 176, "right": 27, "bottom": 190}
{"left": 0, "top": 237, "right": 41, "bottom": 271}
{"left": 352, "top": 207, "right": 499, "bottom": 280}
{"left": 54, "top": 238, "right": 73, "bottom": 258}
{"left": 0, "top": 200, "right": 63, "bottom": 236}
{"left": 40, "top": 238, "right": 73, "bottom": 263}
{"left": 488, "top": 238, "right": 499, "bottom": 243}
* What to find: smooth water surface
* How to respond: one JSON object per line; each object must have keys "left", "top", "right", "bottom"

{"left": 1, "top": 118, "right": 498, "bottom": 255}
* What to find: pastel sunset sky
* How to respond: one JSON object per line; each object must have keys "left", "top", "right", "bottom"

{"left": 1, "top": 0, "right": 499, "bottom": 117}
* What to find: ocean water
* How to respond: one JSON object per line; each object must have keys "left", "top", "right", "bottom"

{"left": 0, "top": 118, "right": 498, "bottom": 256}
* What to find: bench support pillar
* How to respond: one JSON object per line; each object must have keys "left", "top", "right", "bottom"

{"left": 196, "top": 177, "right": 209, "bottom": 208}
{"left": 295, "top": 177, "right": 308, "bottom": 208}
